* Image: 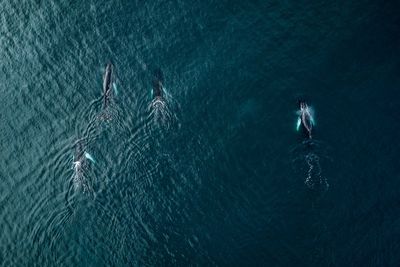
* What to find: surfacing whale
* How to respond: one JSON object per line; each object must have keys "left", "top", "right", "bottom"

{"left": 296, "top": 100, "right": 315, "bottom": 139}
{"left": 103, "top": 62, "right": 114, "bottom": 109}
{"left": 152, "top": 68, "right": 164, "bottom": 100}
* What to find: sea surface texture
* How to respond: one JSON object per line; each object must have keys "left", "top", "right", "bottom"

{"left": 0, "top": 0, "right": 399, "bottom": 266}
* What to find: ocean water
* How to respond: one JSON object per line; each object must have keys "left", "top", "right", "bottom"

{"left": 0, "top": 0, "right": 399, "bottom": 266}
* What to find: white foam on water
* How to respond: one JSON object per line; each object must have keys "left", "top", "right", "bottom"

{"left": 291, "top": 140, "right": 330, "bottom": 191}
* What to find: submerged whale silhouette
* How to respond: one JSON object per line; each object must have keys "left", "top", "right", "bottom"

{"left": 152, "top": 68, "right": 164, "bottom": 99}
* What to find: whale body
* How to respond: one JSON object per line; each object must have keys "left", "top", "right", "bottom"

{"left": 103, "top": 62, "right": 113, "bottom": 108}
{"left": 152, "top": 68, "right": 164, "bottom": 99}
{"left": 297, "top": 101, "right": 314, "bottom": 139}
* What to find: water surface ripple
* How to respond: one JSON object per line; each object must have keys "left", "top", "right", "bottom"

{"left": 0, "top": 0, "right": 399, "bottom": 266}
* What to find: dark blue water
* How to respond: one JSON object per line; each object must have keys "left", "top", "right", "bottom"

{"left": 1, "top": 0, "right": 399, "bottom": 266}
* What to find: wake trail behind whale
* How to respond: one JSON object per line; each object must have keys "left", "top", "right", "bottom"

{"left": 147, "top": 88, "right": 179, "bottom": 131}
{"left": 291, "top": 139, "right": 330, "bottom": 191}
